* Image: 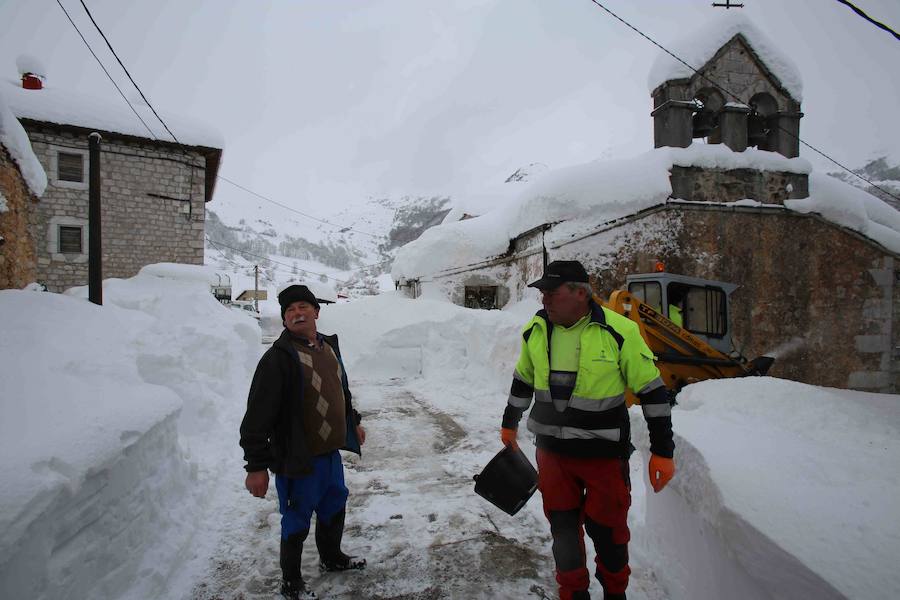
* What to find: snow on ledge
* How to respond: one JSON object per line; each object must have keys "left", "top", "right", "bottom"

{"left": 647, "top": 12, "right": 803, "bottom": 101}
{"left": 788, "top": 173, "right": 900, "bottom": 254}
{"left": 666, "top": 144, "right": 811, "bottom": 174}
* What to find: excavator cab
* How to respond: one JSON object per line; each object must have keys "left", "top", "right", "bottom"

{"left": 603, "top": 271, "right": 773, "bottom": 405}
{"left": 625, "top": 272, "right": 736, "bottom": 355}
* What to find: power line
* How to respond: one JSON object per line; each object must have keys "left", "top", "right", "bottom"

{"left": 78, "top": 0, "right": 182, "bottom": 143}
{"left": 74, "top": 7, "right": 428, "bottom": 244}
{"left": 835, "top": 0, "right": 899, "bottom": 41}
{"left": 61, "top": 1, "right": 439, "bottom": 244}
{"left": 54, "top": 0, "right": 158, "bottom": 139}
{"left": 585, "top": 0, "right": 900, "bottom": 203}
{"left": 58, "top": 0, "right": 412, "bottom": 275}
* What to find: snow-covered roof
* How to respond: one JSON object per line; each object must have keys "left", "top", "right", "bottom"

{"left": 0, "top": 87, "right": 46, "bottom": 197}
{"left": 647, "top": 12, "right": 803, "bottom": 101}
{"left": 788, "top": 172, "right": 900, "bottom": 252}
{"left": 2, "top": 78, "right": 224, "bottom": 149}
{"left": 393, "top": 144, "right": 900, "bottom": 280}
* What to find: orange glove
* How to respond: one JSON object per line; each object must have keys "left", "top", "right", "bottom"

{"left": 501, "top": 427, "right": 519, "bottom": 450}
{"left": 648, "top": 454, "right": 675, "bottom": 493}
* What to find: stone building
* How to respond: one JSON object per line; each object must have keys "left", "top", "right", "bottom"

{"left": 0, "top": 90, "right": 46, "bottom": 289}
{"left": 393, "top": 16, "right": 900, "bottom": 393}
{"left": 3, "top": 76, "right": 223, "bottom": 293}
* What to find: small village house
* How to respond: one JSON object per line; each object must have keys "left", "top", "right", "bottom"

{"left": 3, "top": 64, "right": 223, "bottom": 293}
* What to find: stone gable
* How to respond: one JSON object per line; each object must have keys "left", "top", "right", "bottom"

{"left": 687, "top": 35, "right": 800, "bottom": 111}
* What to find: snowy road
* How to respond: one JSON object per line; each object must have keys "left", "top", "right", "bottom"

{"left": 189, "top": 375, "right": 669, "bottom": 600}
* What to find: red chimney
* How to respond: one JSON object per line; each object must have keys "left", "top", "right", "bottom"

{"left": 22, "top": 73, "right": 43, "bottom": 90}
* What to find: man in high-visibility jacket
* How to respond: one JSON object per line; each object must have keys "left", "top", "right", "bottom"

{"left": 501, "top": 260, "right": 675, "bottom": 600}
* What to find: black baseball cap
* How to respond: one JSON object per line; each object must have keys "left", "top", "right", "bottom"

{"left": 278, "top": 284, "right": 320, "bottom": 318}
{"left": 527, "top": 260, "right": 589, "bottom": 290}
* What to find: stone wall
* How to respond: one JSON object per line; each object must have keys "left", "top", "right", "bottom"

{"left": 0, "top": 145, "right": 38, "bottom": 289}
{"left": 24, "top": 126, "right": 207, "bottom": 292}
{"left": 670, "top": 167, "right": 808, "bottom": 204}
{"left": 575, "top": 206, "right": 898, "bottom": 393}
{"left": 589, "top": 206, "right": 896, "bottom": 392}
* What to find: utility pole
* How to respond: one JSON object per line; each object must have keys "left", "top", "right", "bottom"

{"left": 712, "top": 0, "right": 743, "bottom": 8}
{"left": 254, "top": 265, "right": 259, "bottom": 312}
{"left": 88, "top": 132, "right": 102, "bottom": 306}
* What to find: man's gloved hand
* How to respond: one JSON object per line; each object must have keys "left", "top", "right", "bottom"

{"left": 648, "top": 454, "right": 675, "bottom": 493}
{"left": 501, "top": 427, "right": 519, "bottom": 450}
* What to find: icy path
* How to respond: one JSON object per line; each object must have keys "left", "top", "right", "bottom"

{"left": 187, "top": 376, "right": 670, "bottom": 600}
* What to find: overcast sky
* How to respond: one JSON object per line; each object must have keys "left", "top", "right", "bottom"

{"left": 1, "top": 0, "right": 898, "bottom": 219}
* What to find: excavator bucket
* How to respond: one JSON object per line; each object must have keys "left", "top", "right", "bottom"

{"left": 746, "top": 356, "right": 774, "bottom": 376}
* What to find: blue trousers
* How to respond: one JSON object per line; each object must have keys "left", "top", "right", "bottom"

{"left": 275, "top": 450, "right": 349, "bottom": 538}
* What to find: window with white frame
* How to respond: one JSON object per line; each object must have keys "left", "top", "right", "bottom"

{"left": 47, "top": 216, "right": 89, "bottom": 263}
{"left": 57, "top": 152, "right": 84, "bottom": 182}
{"left": 58, "top": 225, "right": 83, "bottom": 254}
{"left": 51, "top": 147, "right": 89, "bottom": 189}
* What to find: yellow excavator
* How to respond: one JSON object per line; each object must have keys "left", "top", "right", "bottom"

{"left": 598, "top": 268, "right": 773, "bottom": 406}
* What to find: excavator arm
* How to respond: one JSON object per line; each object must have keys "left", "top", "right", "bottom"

{"left": 601, "top": 290, "right": 773, "bottom": 406}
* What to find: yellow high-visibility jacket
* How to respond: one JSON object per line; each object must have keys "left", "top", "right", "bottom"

{"left": 503, "top": 301, "right": 674, "bottom": 458}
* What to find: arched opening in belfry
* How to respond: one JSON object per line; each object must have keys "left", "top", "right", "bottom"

{"left": 692, "top": 88, "right": 725, "bottom": 144}
{"left": 748, "top": 92, "right": 778, "bottom": 151}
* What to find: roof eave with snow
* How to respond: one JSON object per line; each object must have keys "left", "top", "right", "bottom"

{"left": 18, "top": 117, "right": 222, "bottom": 203}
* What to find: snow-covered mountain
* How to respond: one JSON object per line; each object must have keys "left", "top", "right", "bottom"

{"left": 202, "top": 162, "right": 551, "bottom": 300}
{"left": 204, "top": 193, "right": 451, "bottom": 299}
{"left": 828, "top": 155, "right": 900, "bottom": 213}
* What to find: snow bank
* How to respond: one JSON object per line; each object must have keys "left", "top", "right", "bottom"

{"left": 787, "top": 172, "right": 900, "bottom": 254}
{"left": 2, "top": 78, "right": 223, "bottom": 149}
{"left": 0, "top": 264, "right": 261, "bottom": 599}
{"left": 634, "top": 377, "right": 900, "bottom": 600}
{"left": 0, "top": 86, "right": 47, "bottom": 196}
{"left": 647, "top": 12, "right": 803, "bottom": 101}
{"left": 317, "top": 291, "right": 522, "bottom": 382}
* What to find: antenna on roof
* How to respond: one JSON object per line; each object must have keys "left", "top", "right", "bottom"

{"left": 712, "top": 0, "right": 744, "bottom": 7}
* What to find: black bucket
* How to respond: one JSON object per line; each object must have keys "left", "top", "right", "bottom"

{"left": 473, "top": 445, "right": 538, "bottom": 516}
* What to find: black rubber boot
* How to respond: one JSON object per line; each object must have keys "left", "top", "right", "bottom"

{"left": 280, "top": 529, "right": 310, "bottom": 583}
{"left": 316, "top": 509, "right": 366, "bottom": 572}
{"left": 603, "top": 593, "right": 626, "bottom": 600}
{"left": 280, "top": 577, "right": 317, "bottom": 599}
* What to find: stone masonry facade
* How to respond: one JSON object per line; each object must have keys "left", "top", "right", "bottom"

{"left": 670, "top": 166, "right": 808, "bottom": 204}
{"left": 0, "top": 145, "right": 38, "bottom": 288}
{"left": 24, "top": 126, "right": 207, "bottom": 292}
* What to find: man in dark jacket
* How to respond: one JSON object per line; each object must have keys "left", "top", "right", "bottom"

{"left": 240, "top": 284, "right": 366, "bottom": 600}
